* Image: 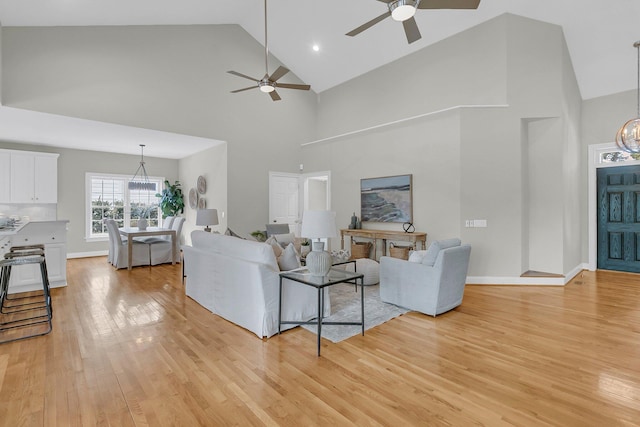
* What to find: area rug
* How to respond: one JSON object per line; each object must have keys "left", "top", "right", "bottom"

{"left": 301, "top": 283, "right": 410, "bottom": 343}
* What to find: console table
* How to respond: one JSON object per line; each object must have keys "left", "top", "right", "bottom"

{"left": 340, "top": 229, "right": 427, "bottom": 260}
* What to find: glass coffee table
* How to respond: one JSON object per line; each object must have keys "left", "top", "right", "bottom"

{"left": 278, "top": 267, "right": 364, "bottom": 356}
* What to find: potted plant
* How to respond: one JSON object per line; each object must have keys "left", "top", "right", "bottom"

{"left": 156, "top": 180, "right": 185, "bottom": 219}
{"left": 250, "top": 230, "right": 267, "bottom": 242}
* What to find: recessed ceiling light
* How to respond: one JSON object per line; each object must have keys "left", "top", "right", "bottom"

{"left": 312, "top": 44, "right": 320, "bottom": 52}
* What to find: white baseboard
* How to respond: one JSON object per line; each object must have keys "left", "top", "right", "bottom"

{"left": 67, "top": 250, "right": 107, "bottom": 259}
{"left": 467, "top": 263, "right": 587, "bottom": 286}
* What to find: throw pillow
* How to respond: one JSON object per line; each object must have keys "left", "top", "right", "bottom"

{"left": 421, "top": 238, "right": 461, "bottom": 266}
{"left": 408, "top": 250, "right": 427, "bottom": 263}
{"left": 265, "top": 236, "right": 283, "bottom": 258}
{"left": 278, "top": 243, "right": 300, "bottom": 271}
{"left": 273, "top": 232, "right": 295, "bottom": 248}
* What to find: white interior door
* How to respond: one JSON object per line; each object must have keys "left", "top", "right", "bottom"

{"left": 269, "top": 172, "right": 300, "bottom": 233}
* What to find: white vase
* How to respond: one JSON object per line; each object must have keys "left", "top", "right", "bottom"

{"left": 138, "top": 218, "right": 148, "bottom": 231}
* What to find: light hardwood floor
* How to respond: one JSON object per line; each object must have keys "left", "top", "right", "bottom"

{"left": 0, "top": 257, "right": 638, "bottom": 426}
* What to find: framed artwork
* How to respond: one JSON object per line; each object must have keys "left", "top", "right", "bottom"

{"left": 360, "top": 174, "right": 412, "bottom": 223}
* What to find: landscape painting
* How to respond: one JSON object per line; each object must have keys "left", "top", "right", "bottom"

{"left": 360, "top": 174, "right": 412, "bottom": 223}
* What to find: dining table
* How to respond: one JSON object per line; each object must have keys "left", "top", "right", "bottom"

{"left": 118, "top": 227, "right": 177, "bottom": 270}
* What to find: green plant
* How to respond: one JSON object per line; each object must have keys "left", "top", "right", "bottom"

{"left": 250, "top": 230, "right": 267, "bottom": 242}
{"left": 156, "top": 180, "right": 185, "bottom": 219}
{"left": 300, "top": 238, "right": 310, "bottom": 246}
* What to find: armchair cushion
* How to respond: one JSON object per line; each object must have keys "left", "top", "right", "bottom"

{"left": 421, "top": 238, "right": 461, "bottom": 266}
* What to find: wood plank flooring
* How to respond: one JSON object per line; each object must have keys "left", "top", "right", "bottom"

{"left": 0, "top": 258, "right": 638, "bottom": 426}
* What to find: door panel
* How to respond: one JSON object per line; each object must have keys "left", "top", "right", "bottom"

{"left": 597, "top": 165, "right": 640, "bottom": 272}
{"left": 269, "top": 173, "right": 299, "bottom": 228}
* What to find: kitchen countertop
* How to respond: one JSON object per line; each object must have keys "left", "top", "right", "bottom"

{"left": 0, "top": 220, "right": 69, "bottom": 237}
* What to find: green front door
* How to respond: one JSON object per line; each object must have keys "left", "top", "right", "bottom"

{"left": 597, "top": 165, "right": 640, "bottom": 272}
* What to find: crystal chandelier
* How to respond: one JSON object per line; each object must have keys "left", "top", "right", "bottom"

{"left": 128, "top": 144, "right": 156, "bottom": 190}
{"left": 616, "top": 41, "right": 640, "bottom": 153}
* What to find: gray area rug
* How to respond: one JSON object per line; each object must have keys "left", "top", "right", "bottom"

{"left": 301, "top": 283, "right": 410, "bottom": 343}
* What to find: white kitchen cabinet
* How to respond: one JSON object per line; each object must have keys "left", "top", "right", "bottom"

{"left": 0, "top": 152, "right": 10, "bottom": 203}
{"left": 8, "top": 151, "right": 58, "bottom": 204}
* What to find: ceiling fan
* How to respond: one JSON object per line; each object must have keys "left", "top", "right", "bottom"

{"left": 346, "top": 0, "right": 481, "bottom": 44}
{"left": 227, "top": 0, "right": 310, "bottom": 101}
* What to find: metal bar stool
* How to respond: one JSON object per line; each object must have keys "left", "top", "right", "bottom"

{"left": 0, "top": 246, "right": 53, "bottom": 344}
{"left": 1, "top": 245, "right": 47, "bottom": 311}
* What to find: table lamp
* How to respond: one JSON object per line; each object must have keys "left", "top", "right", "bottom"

{"left": 301, "top": 210, "right": 337, "bottom": 276}
{"left": 196, "top": 208, "right": 219, "bottom": 232}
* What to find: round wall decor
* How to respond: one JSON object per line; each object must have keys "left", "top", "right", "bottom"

{"left": 189, "top": 188, "right": 198, "bottom": 209}
{"left": 197, "top": 175, "right": 206, "bottom": 194}
{"left": 198, "top": 197, "right": 206, "bottom": 209}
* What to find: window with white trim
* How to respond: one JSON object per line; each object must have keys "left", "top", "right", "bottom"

{"left": 86, "top": 173, "right": 164, "bottom": 241}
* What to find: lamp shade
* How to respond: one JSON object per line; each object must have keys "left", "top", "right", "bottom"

{"left": 301, "top": 210, "right": 337, "bottom": 239}
{"left": 196, "top": 209, "right": 219, "bottom": 229}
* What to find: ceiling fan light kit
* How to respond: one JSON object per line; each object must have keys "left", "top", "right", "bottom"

{"left": 390, "top": 0, "right": 420, "bottom": 22}
{"left": 616, "top": 41, "right": 640, "bottom": 154}
{"left": 227, "top": 0, "right": 311, "bottom": 101}
{"left": 346, "top": 0, "right": 480, "bottom": 45}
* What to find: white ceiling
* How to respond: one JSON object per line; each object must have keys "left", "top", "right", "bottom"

{"left": 0, "top": 0, "right": 638, "bottom": 158}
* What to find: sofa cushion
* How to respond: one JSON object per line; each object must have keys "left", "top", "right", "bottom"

{"left": 273, "top": 232, "right": 295, "bottom": 247}
{"left": 224, "top": 227, "right": 245, "bottom": 239}
{"left": 266, "top": 236, "right": 283, "bottom": 258}
{"left": 421, "top": 238, "right": 461, "bottom": 266}
{"left": 191, "top": 230, "right": 279, "bottom": 270}
{"left": 278, "top": 243, "right": 300, "bottom": 271}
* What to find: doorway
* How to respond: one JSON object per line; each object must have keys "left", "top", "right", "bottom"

{"left": 268, "top": 171, "right": 331, "bottom": 237}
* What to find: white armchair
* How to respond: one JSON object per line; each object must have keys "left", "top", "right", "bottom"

{"left": 380, "top": 239, "right": 471, "bottom": 316}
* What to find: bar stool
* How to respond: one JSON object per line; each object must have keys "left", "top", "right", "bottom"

{"left": 0, "top": 245, "right": 53, "bottom": 343}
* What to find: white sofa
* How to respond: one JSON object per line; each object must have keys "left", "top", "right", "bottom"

{"left": 183, "top": 231, "right": 329, "bottom": 338}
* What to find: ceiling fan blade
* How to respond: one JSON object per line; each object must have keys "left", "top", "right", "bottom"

{"left": 377, "top": 0, "right": 393, "bottom": 3}
{"left": 269, "top": 66, "right": 290, "bottom": 82}
{"left": 418, "top": 0, "right": 481, "bottom": 9}
{"left": 231, "top": 86, "right": 257, "bottom": 93}
{"left": 346, "top": 11, "right": 392, "bottom": 37}
{"left": 403, "top": 17, "right": 422, "bottom": 44}
{"left": 227, "top": 70, "right": 259, "bottom": 82}
{"left": 276, "top": 83, "right": 311, "bottom": 91}
{"left": 269, "top": 90, "right": 282, "bottom": 101}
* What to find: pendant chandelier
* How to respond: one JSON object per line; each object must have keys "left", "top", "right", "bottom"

{"left": 616, "top": 41, "right": 640, "bottom": 153}
{"left": 128, "top": 144, "right": 155, "bottom": 190}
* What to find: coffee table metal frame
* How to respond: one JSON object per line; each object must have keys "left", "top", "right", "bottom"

{"left": 278, "top": 267, "right": 364, "bottom": 356}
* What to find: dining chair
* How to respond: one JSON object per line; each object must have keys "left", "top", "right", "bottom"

{"left": 149, "top": 217, "right": 184, "bottom": 265}
{"left": 105, "top": 219, "right": 151, "bottom": 269}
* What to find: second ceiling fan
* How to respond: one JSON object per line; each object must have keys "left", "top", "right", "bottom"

{"left": 228, "top": 0, "right": 310, "bottom": 101}
{"left": 347, "top": 0, "right": 481, "bottom": 44}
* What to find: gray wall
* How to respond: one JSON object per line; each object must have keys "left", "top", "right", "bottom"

{"left": 0, "top": 141, "right": 178, "bottom": 254}
{"left": 0, "top": 15, "right": 597, "bottom": 279}
{"left": 307, "top": 14, "right": 583, "bottom": 278}
{"left": 179, "top": 143, "right": 227, "bottom": 246}
{"left": 2, "top": 24, "right": 317, "bottom": 238}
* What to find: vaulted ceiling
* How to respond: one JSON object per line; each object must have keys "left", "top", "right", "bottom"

{"left": 0, "top": 0, "right": 638, "bottom": 157}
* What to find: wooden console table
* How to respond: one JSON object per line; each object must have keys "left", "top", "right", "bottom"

{"left": 340, "top": 229, "right": 427, "bottom": 260}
